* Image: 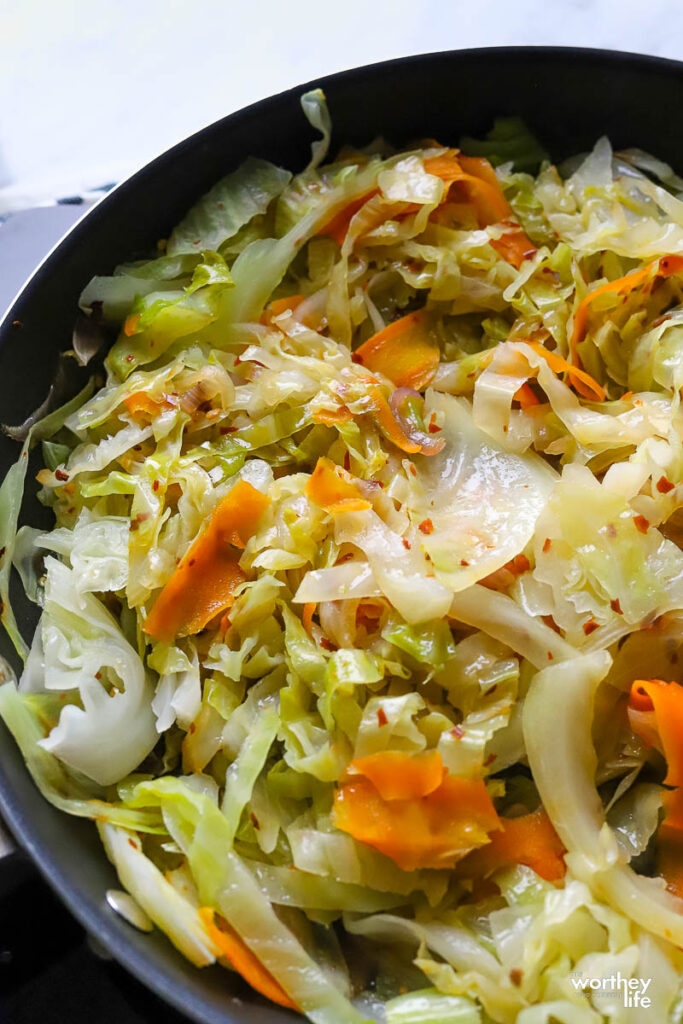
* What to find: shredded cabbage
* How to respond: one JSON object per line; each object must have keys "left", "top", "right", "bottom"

{"left": 3, "top": 100, "right": 683, "bottom": 1021}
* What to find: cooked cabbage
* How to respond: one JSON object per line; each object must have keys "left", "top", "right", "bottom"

{"left": 2, "top": 100, "right": 683, "bottom": 1022}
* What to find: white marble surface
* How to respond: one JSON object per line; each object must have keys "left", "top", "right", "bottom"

{"left": 1, "top": 0, "right": 682, "bottom": 204}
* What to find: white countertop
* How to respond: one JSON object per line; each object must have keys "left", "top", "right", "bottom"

{"left": 1, "top": 0, "right": 681, "bottom": 206}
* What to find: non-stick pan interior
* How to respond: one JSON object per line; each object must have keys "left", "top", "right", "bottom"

{"left": 1, "top": 47, "right": 682, "bottom": 1024}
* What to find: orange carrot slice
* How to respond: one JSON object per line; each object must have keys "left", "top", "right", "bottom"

{"left": 457, "top": 807, "right": 566, "bottom": 883}
{"left": 353, "top": 311, "right": 440, "bottom": 391}
{"left": 198, "top": 908, "right": 297, "bottom": 1010}
{"left": 425, "top": 151, "right": 536, "bottom": 270}
{"left": 514, "top": 382, "right": 541, "bottom": 408}
{"left": 302, "top": 602, "right": 316, "bottom": 637}
{"left": 144, "top": 480, "right": 269, "bottom": 643}
{"left": 628, "top": 678, "right": 683, "bottom": 898}
{"left": 311, "top": 406, "right": 353, "bottom": 426}
{"left": 525, "top": 340, "right": 606, "bottom": 402}
{"left": 306, "top": 457, "right": 371, "bottom": 513}
{"left": 490, "top": 227, "right": 537, "bottom": 270}
{"left": 317, "top": 190, "right": 379, "bottom": 246}
{"left": 124, "top": 392, "right": 168, "bottom": 418}
{"left": 267, "top": 294, "right": 306, "bottom": 317}
{"left": 349, "top": 749, "right": 445, "bottom": 800}
{"left": 334, "top": 751, "right": 500, "bottom": 871}
{"left": 628, "top": 678, "right": 683, "bottom": 787}
{"left": 570, "top": 255, "right": 683, "bottom": 372}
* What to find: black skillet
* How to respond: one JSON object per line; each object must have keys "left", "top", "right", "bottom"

{"left": 1, "top": 46, "right": 682, "bottom": 1024}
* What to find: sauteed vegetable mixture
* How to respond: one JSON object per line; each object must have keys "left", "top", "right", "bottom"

{"left": 2, "top": 92, "right": 683, "bottom": 1021}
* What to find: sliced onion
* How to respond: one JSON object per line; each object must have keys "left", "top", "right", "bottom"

{"left": 389, "top": 387, "right": 445, "bottom": 455}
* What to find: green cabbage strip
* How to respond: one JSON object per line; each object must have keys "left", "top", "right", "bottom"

{"left": 0, "top": 378, "right": 95, "bottom": 659}
{"left": 99, "top": 822, "right": 218, "bottom": 966}
{"left": 220, "top": 162, "right": 382, "bottom": 325}
{"left": 523, "top": 651, "right": 683, "bottom": 946}
{"left": 448, "top": 585, "right": 574, "bottom": 668}
{"left": 167, "top": 158, "right": 292, "bottom": 256}
{"left": 129, "top": 777, "right": 371, "bottom": 1023}
{"left": 220, "top": 699, "right": 279, "bottom": 839}
{"left": 0, "top": 681, "right": 164, "bottom": 832}
{"left": 385, "top": 988, "right": 480, "bottom": 1024}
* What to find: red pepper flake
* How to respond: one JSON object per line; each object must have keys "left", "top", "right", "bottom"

{"left": 188, "top": 558, "right": 196, "bottom": 567}
{"left": 610, "top": 598, "right": 623, "bottom": 615}
{"left": 343, "top": 452, "right": 351, "bottom": 472}
{"left": 128, "top": 838, "right": 137, "bottom": 849}
{"left": 152, "top": 480, "right": 160, "bottom": 492}
{"left": 129, "top": 512, "right": 150, "bottom": 532}
{"left": 351, "top": 352, "right": 363, "bottom": 364}
{"left": 249, "top": 812, "right": 261, "bottom": 830}
{"left": 418, "top": 518, "right": 434, "bottom": 535}
{"left": 633, "top": 515, "right": 649, "bottom": 534}
{"left": 583, "top": 618, "right": 599, "bottom": 636}
{"left": 125, "top": 354, "right": 135, "bottom": 363}
{"left": 320, "top": 637, "right": 338, "bottom": 652}
{"left": 54, "top": 469, "right": 69, "bottom": 482}
{"left": 428, "top": 413, "right": 442, "bottom": 434}
{"left": 510, "top": 969, "right": 523, "bottom": 988}
{"left": 460, "top": 558, "right": 470, "bottom": 566}
{"left": 483, "top": 753, "right": 497, "bottom": 767}
{"left": 657, "top": 475, "right": 675, "bottom": 493}
{"left": 377, "top": 708, "right": 388, "bottom": 727}
{"left": 606, "top": 522, "right": 617, "bottom": 538}
{"left": 503, "top": 424, "right": 508, "bottom": 433}
{"left": 451, "top": 724, "right": 465, "bottom": 739}
{"left": 95, "top": 672, "right": 102, "bottom": 680}
{"left": 402, "top": 538, "right": 411, "bottom": 550}
{"left": 542, "top": 537, "right": 552, "bottom": 553}
{"left": 547, "top": 651, "right": 554, "bottom": 661}
{"left": 189, "top": 722, "right": 196, "bottom": 734}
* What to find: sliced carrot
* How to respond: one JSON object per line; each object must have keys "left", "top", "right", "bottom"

{"left": 514, "top": 382, "right": 541, "bottom": 409}
{"left": 659, "top": 795, "right": 683, "bottom": 899}
{"left": 425, "top": 151, "right": 535, "bottom": 268}
{"left": 267, "top": 294, "right": 306, "bottom": 317}
{"left": 144, "top": 480, "right": 269, "bottom": 644}
{"left": 628, "top": 678, "right": 683, "bottom": 898}
{"left": 302, "top": 602, "right": 316, "bottom": 637}
{"left": 628, "top": 679, "right": 683, "bottom": 787}
{"left": 124, "top": 391, "right": 168, "bottom": 418}
{"left": 311, "top": 405, "right": 353, "bottom": 426}
{"left": 457, "top": 807, "right": 566, "bottom": 883}
{"left": 526, "top": 340, "right": 606, "bottom": 402}
{"left": 570, "top": 254, "right": 683, "bottom": 371}
{"left": 490, "top": 227, "right": 537, "bottom": 270}
{"left": 198, "top": 908, "right": 297, "bottom": 1010}
{"left": 306, "top": 457, "right": 371, "bottom": 513}
{"left": 334, "top": 753, "right": 500, "bottom": 871}
{"left": 422, "top": 151, "right": 467, "bottom": 185}
{"left": 349, "top": 750, "right": 445, "bottom": 801}
{"left": 317, "top": 190, "right": 379, "bottom": 246}
{"left": 352, "top": 311, "right": 440, "bottom": 391}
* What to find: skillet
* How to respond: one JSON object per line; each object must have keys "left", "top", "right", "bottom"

{"left": 1, "top": 45, "right": 683, "bottom": 1024}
